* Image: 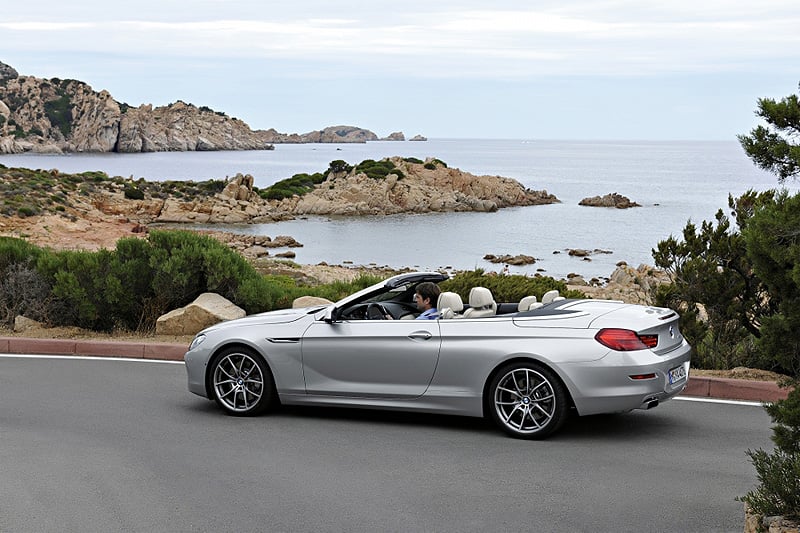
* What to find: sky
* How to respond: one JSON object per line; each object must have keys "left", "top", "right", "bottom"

{"left": 1, "top": 1, "right": 799, "bottom": 140}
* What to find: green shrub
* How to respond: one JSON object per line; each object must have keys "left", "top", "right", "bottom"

{"left": 123, "top": 184, "right": 145, "bottom": 200}
{"left": 741, "top": 384, "right": 800, "bottom": 521}
{"left": 440, "top": 270, "right": 585, "bottom": 303}
{"left": 424, "top": 163, "right": 436, "bottom": 170}
{"left": 258, "top": 172, "right": 326, "bottom": 201}
{"left": 328, "top": 160, "right": 353, "bottom": 174}
{"left": 354, "top": 159, "right": 401, "bottom": 180}
{"left": 44, "top": 93, "right": 73, "bottom": 138}
{"left": 403, "top": 157, "right": 424, "bottom": 164}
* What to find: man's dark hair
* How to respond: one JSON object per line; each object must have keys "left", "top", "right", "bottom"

{"left": 415, "top": 282, "right": 441, "bottom": 304}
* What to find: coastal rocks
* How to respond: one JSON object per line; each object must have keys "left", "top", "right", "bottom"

{"left": 200, "top": 231, "right": 303, "bottom": 259}
{"left": 382, "top": 132, "right": 405, "bottom": 141}
{"left": 570, "top": 263, "right": 671, "bottom": 305}
{"left": 152, "top": 174, "right": 273, "bottom": 223}
{"left": 484, "top": 253, "right": 536, "bottom": 265}
{"left": 579, "top": 193, "right": 641, "bottom": 208}
{"left": 260, "top": 125, "right": 379, "bottom": 144}
{"left": 275, "top": 157, "right": 559, "bottom": 216}
{"left": 567, "top": 248, "right": 613, "bottom": 258}
{"left": 0, "top": 62, "right": 275, "bottom": 154}
{"left": 409, "top": 135, "right": 427, "bottom": 141}
{"left": 116, "top": 101, "right": 274, "bottom": 153}
{"left": 155, "top": 293, "right": 245, "bottom": 336}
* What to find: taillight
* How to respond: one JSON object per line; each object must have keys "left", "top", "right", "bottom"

{"left": 595, "top": 328, "right": 658, "bottom": 351}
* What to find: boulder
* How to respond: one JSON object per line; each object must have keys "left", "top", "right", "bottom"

{"left": 579, "top": 193, "right": 641, "bottom": 209}
{"left": 156, "top": 293, "right": 245, "bottom": 336}
{"left": 14, "top": 315, "right": 42, "bottom": 332}
{"left": 292, "top": 296, "right": 333, "bottom": 309}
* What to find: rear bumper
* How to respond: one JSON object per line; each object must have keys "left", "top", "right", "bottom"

{"left": 559, "top": 340, "right": 692, "bottom": 416}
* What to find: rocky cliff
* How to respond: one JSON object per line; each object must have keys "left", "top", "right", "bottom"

{"left": 0, "top": 61, "right": 397, "bottom": 154}
{"left": 273, "top": 157, "right": 559, "bottom": 215}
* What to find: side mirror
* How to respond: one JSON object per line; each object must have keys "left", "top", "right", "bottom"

{"left": 323, "top": 306, "right": 339, "bottom": 323}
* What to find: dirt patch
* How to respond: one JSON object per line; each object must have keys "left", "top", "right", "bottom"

{"left": 0, "top": 325, "right": 193, "bottom": 347}
{"left": 690, "top": 367, "right": 791, "bottom": 383}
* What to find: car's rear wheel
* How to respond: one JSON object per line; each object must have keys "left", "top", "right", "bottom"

{"left": 489, "top": 362, "right": 568, "bottom": 439}
{"left": 210, "top": 347, "right": 275, "bottom": 416}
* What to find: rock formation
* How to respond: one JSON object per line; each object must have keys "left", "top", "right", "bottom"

{"left": 272, "top": 157, "right": 559, "bottom": 216}
{"left": 260, "top": 125, "right": 379, "bottom": 144}
{"left": 0, "top": 64, "right": 275, "bottom": 154}
{"left": 0, "top": 61, "right": 406, "bottom": 153}
{"left": 483, "top": 254, "right": 537, "bottom": 265}
{"left": 579, "top": 193, "right": 641, "bottom": 208}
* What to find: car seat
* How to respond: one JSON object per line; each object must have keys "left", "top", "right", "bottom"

{"left": 437, "top": 291, "right": 464, "bottom": 319}
{"left": 462, "top": 287, "right": 497, "bottom": 318}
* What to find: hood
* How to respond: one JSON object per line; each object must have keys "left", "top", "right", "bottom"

{"left": 200, "top": 306, "right": 318, "bottom": 334}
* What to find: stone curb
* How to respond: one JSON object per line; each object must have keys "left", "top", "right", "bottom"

{"left": 0, "top": 337, "right": 186, "bottom": 361}
{"left": 0, "top": 337, "right": 790, "bottom": 402}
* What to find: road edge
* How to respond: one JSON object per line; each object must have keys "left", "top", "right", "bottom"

{"left": 0, "top": 336, "right": 790, "bottom": 402}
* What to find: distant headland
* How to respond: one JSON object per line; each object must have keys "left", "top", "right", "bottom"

{"left": 0, "top": 61, "right": 425, "bottom": 155}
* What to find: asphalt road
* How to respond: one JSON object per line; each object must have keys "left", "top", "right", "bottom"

{"left": 0, "top": 355, "right": 773, "bottom": 533}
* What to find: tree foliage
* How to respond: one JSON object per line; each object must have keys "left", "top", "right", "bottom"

{"left": 738, "top": 83, "right": 800, "bottom": 182}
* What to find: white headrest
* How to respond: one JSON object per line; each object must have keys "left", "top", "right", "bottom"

{"left": 518, "top": 295, "right": 538, "bottom": 312}
{"left": 437, "top": 291, "right": 464, "bottom": 313}
{"left": 468, "top": 287, "right": 495, "bottom": 309}
{"left": 541, "top": 290, "right": 560, "bottom": 304}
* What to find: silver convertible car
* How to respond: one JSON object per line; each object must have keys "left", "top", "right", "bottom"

{"left": 184, "top": 272, "right": 691, "bottom": 439}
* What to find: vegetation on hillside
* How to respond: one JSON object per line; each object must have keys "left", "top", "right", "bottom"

{"left": 256, "top": 157, "right": 446, "bottom": 201}
{"left": 0, "top": 164, "right": 225, "bottom": 217}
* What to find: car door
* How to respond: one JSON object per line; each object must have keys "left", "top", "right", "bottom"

{"left": 301, "top": 318, "right": 441, "bottom": 398}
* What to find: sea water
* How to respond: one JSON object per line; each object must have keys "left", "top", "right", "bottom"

{"left": 2, "top": 139, "right": 793, "bottom": 280}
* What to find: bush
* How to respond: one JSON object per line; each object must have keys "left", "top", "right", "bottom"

{"left": 123, "top": 184, "right": 145, "bottom": 200}
{"left": 0, "top": 230, "right": 290, "bottom": 332}
{"left": 354, "top": 159, "right": 404, "bottom": 180}
{"left": 741, "top": 384, "right": 800, "bottom": 521}
{"left": 258, "top": 172, "right": 326, "bottom": 201}
{"left": 43, "top": 93, "right": 73, "bottom": 138}
{"left": 653, "top": 191, "right": 776, "bottom": 372}
{"left": 440, "top": 270, "right": 585, "bottom": 303}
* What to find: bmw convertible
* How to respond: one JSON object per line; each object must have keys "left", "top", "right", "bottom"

{"left": 184, "top": 272, "right": 691, "bottom": 439}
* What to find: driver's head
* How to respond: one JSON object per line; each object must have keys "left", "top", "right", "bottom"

{"left": 414, "top": 282, "right": 441, "bottom": 311}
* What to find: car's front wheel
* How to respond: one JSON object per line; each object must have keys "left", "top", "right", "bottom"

{"left": 488, "top": 362, "right": 568, "bottom": 439}
{"left": 210, "top": 348, "right": 275, "bottom": 416}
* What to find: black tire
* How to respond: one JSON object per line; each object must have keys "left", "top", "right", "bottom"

{"left": 209, "top": 347, "right": 275, "bottom": 416}
{"left": 488, "top": 362, "right": 569, "bottom": 439}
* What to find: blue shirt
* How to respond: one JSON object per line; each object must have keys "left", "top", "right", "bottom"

{"left": 416, "top": 308, "right": 439, "bottom": 320}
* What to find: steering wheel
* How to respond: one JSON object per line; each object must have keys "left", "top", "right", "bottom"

{"left": 367, "top": 303, "right": 391, "bottom": 320}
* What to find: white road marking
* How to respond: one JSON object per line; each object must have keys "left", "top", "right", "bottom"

{"left": 675, "top": 396, "right": 764, "bottom": 407}
{"left": 0, "top": 353, "right": 184, "bottom": 365}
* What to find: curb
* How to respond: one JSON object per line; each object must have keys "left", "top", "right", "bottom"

{"left": 0, "top": 337, "right": 790, "bottom": 403}
{"left": 0, "top": 336, "right": 186, "bottom": 361}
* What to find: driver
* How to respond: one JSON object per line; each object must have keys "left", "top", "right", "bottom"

{"left": 413, "top": 282, "right": 441, "bottom": 320}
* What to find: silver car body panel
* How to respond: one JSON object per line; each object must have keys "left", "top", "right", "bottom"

{"left": 185, "top": 272, "right": 691, "bottom": 420}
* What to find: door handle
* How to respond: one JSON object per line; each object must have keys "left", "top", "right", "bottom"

{"left": 408, "top": 331, "right": 432, "bottom": 340}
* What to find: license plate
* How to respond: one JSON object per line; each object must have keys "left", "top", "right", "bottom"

{"left": 668, "top": 364, "right": 687, "bottom": 384}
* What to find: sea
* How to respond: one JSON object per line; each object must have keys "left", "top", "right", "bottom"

{"left": 2, "top": 139, "right": 795, "bottom": 281}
